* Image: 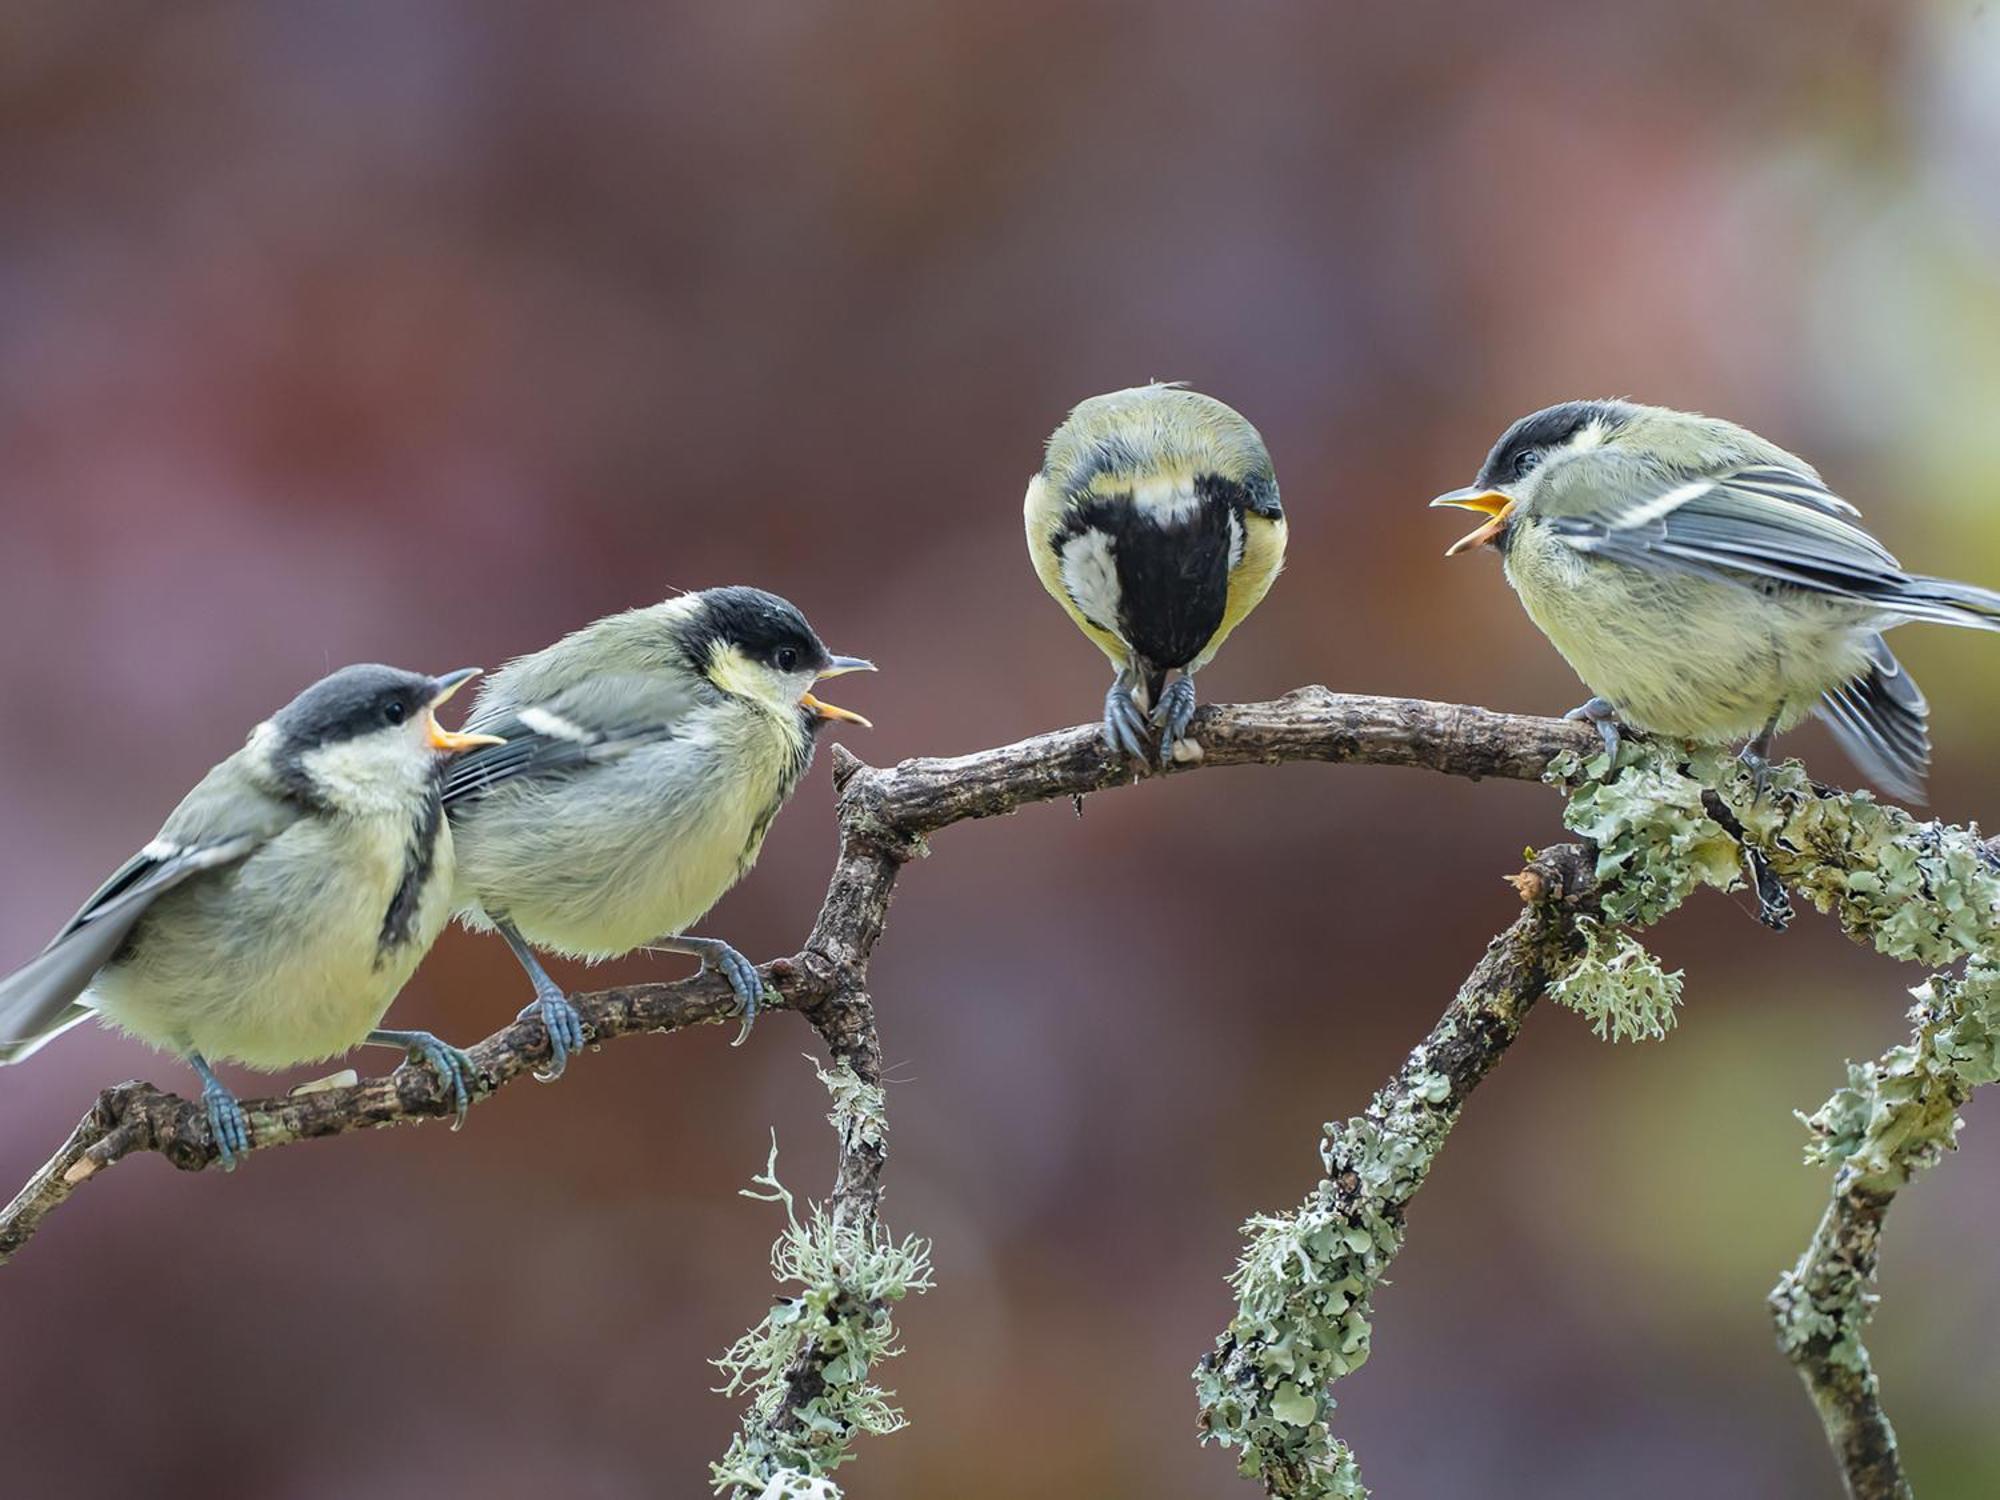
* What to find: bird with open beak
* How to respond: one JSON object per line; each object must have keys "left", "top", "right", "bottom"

{"left": 1434, "top": 399, "right": 2000, "bottom": 800}
{"left": 442, "top": 586, "right": 874, "bottom": 1068}
{"left": 0, "top": 664, "right": 502, "bottom": 1165}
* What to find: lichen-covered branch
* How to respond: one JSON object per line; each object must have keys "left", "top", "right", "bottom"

{"left": 710, "top": 1062, "right": 933, "bottom": 1496}
{"left": 1551, "top": 742, "right": 2000, "bottom": 1500}
{"left": 1769, "top": 958, "right": 2000, "bottom": 1500}
{"left": 1196, "top": 738, "right": 2000, "bottom": 1498}
{"left": 1195, "top": 843, "right": 1600, "bottom": 1498}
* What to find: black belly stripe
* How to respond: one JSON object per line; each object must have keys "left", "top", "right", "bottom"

{"left": 1058, "top": 495, "right": 1234, "bottom": 671}
{"left": 377, "top": 791, "right": 444, "bottom": 961}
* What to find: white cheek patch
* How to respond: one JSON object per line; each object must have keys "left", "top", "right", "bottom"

{"left": 1566, "top": 419, "right": 1608, "bottom": 455}
{"left": 518, "top": 706, "right": 592, "bottom": 742}
{"left": 1130, "top": 474, "right": 1203, "bottom": 524}
{"left": 298, "top": 732, "right": 432, "bottom": 813}
{"left": 1059, "top": 529, "right": 1124, "bottom": 633}
{"left": 1226, "top": 509, "right": 1245, "bottom": 571}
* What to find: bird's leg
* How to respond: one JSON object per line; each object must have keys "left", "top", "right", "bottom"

{"left": 1563, "top": 695, "right": 1626, "bottom": 764}
{"left": 186, "top": 1050, "right": 249, "bottom": 1171}
{"left": 1737, "top": 711, "right": 1782, "bottom": 803}
{"left": 1103, "top": 667, "right": 1152, "bottom": 762}
{"left": 365, "top": 1029, "right": 479, "bottom": 1130}
{"left": 1153, "top": 672, "right": 1199, "bottom": 761}
{"left": 496, "top": 920, "right": 585, "bottom": 1081}
{"left": 645, "top": 934, "right": 766, "bottom": 1046}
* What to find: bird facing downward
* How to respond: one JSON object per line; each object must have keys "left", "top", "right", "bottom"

{"left": 0, "top": 665, "right": 502, "bottom": 1166}
{"left": 1433, "top": 399, "right": 2000, "bottom": 800}
{"left": 1025, "top": 383, "right": 1286, "bottom": 762}
{"left": 442, "top": 586, "right": 874, "bottom": 1072}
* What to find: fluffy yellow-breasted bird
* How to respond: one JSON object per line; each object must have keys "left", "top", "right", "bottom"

{"left": 1433, "top": 399, "right": 2000, "bottom": 800}
{"left": 1024, "top": 384, "right": 1286, "bottom": 760}
{"left": 442, "top": 587, "right": 874, "bottom": 1068}
{"left": 0, "top": 665, "right": 501, "bottom": 1164}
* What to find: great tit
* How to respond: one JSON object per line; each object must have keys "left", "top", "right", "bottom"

{"left": 1433, "top": 399, "right": 2000, "bottom": 800}
{"left": 1024, "top": 383, "right": 1287, "bottom": 762}
{"left": 441, "top": 586, "right": 873, "bottom": 1068}
{"left": 0, "top": 665, "right": 502, "bottom": 1166}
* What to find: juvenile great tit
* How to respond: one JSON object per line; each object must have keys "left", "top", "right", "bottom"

{"left": 0, "top": 665, "right": 503, "bottom": 1166}
{"left": 1024, "top": 383, "right": 1287, "bottom": 761}
{"left": 441, "top": 586, "right": 873, "bottom": 1068}
{"left": 1434, "top": 399, "right": 2000, "bottom": 800}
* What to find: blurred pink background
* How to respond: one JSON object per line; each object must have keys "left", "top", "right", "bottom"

{"left": 4, "top": 4, "right": 1999, "bottom": 1496}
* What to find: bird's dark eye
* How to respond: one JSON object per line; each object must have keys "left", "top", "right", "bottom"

{"left": 774, "top": 646, "right": 800, "bottom": 671}
{"left": 383, "top": 700, "right": 408, "bottom": 726}
{"left": 1514, "top": 449, "right": 1544, "bottom": 479}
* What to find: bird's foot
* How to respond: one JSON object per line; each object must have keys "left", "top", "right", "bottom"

{"left": 1736, "top": 745, "right": 1773, "bottom": 804}
{"left": 1737, "top": 718, "right": 1781, "bottom": 806}
{"left": 189, "top": 1054, "right": 249, "bottom": 1171}
{"left": 665, "top": 936, "right": 766, "bottom": 1047}
{"left": 1103, "top": 675, "right": 1152, "bottom": 763}
{"left": 1153, "top": 676, "right": 1198, "bottom": 761}
{"left": 368, "top": 1028, "right": 479, "bottom": 1130}
{"left": 1563, "top": 696, "right": 1625, "bottom": 765}
{"left": 516, "top": 985, "right": 585, "bottom": 1082}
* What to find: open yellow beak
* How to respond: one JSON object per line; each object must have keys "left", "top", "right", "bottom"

{"left": 1430, "top": 487, "right": 1516, "bottom": 556}
{"left": 425, "top": 667, "right": 507, "bottom": 752}
{"left": 800, "top": 655, "right": 876, "bottom": 728}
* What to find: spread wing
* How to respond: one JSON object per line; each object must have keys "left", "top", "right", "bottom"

{"left": 0, "top": 757, "right": 297, "bottom": 1063}
{"left": 1541, "top": 463, "right": 1915, "bottom": 602}
{"left": 441, "top": 673, "right": 702, "bottom": 808}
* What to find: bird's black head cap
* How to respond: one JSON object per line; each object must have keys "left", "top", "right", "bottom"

{"left": 273, "top": 664, "right": 438, "bottom": 750}
{"left": 686, "top": 586, "right": 833, "bottom": 676}
{"left": 1476, "top": 400, "right": 1635, "bottom": 488}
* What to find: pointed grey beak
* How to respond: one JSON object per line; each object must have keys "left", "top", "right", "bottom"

{"left": 429, "top": 667, "right": 483, "bottom": 705}
{"left": 801, "top": 655, "right": 876, "bottom": 727}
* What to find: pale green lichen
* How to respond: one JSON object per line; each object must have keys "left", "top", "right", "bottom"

{"left": 1738, "top": 761, "right": 2000, "bottom": 967}
{"left": 1551, "top": 744, "right": 1743, "bottom": 927}
{"left": 815, "top": 1057, "right": 887, "bottom": 1156}
{"left": 746, "top": 1472, "right": 843, "bottom": 1500}
{"left": 1549, "top": 917, "right": 1683, "bottom": 1043}
{"left": 1195, "top": 1065, "right": 1461, "bottom": 1498}
{"left": 1771, "top": 960, "right": 2000, "bottom": 1390}
{"left": 711, "top": 1072, "right": 931, "bottom": 1498}
{"left": 1796, "top": 960, "right": 2000, "bottom": 1186}
{"left": 1202, "top": 739, "right": 2000, "bottom": 1495}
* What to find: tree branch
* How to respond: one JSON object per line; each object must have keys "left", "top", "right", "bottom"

{"left": 9, "top": 682, "right": 1998, "bottom": 1500}
{"left": 1197, "top": 843, "right": 1600, "bottom": 1497}
{"left": 0, "top": 687, "right": 1597, "bottom": 1270}
{"left": 1772, "top": 1176, "right": 1908, "bottom": 1500}
{"left": 1768, "top": 957, "right": 2000, "bottom": 1500}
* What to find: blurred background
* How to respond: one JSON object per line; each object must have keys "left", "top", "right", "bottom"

{"left": 3, "top": 3, "right": 1999, "bottom": 1496}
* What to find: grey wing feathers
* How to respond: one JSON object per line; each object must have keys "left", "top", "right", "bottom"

{"left": 0, "top": 835, "right": 259, "bottom": 1062}
{"left": 1545, "top": 464, "right": 1911, "bottom": 597}
{"left": 442, "top": 675, "right": 700, "bottom": 807}
{"left": 440, "top": 720, "right": 649, "bottom": 805}
{"left": 1816, "top": 637, "right": 1931, "bottom": 804}
{"left": 1546, "top": 463, "right": 2000, "bottom": 629}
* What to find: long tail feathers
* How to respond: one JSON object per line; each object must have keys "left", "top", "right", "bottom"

{"left": 1890, "top": 575, "right": 2000, "bottom": 631}
{"left": 1816, "top": 637, "right": 1931, "bottom": 804}
{"left": 0, "top": 935, "right": 114, "bottom": 1067}
{"left": 0, "top": 1001, "right": 92, "bottom": 1065}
